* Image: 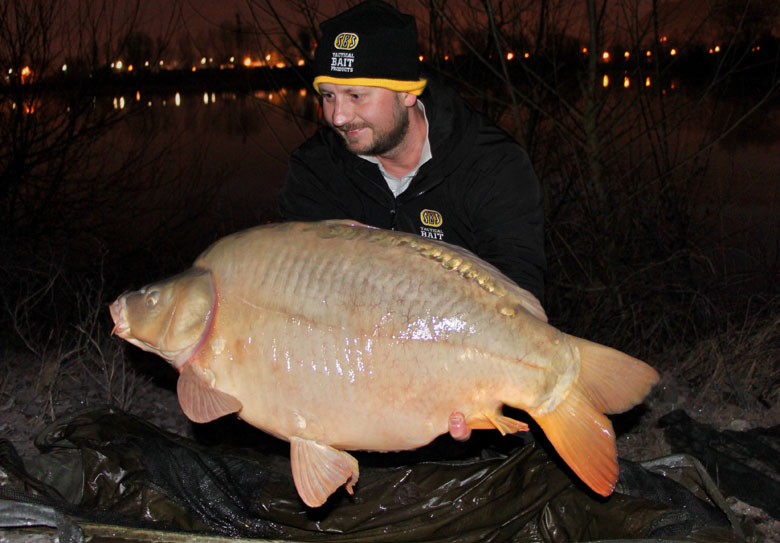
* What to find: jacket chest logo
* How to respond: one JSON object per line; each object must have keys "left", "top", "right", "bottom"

{"left": 420, "top": 209, "right": 443, "bottom": 227}
{"left": 419, "top": 209, "right": 444, "bottom": 240}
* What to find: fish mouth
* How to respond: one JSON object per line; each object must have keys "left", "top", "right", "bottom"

{"left": 109, "top": 297, "right": 130, "bottom": 338}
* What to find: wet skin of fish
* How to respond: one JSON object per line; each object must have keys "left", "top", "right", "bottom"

{"left": 109, "top": 220, "right": 659, "bottom": 507}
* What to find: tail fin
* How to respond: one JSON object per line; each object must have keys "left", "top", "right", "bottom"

{"left": 575, "top": 337, "right": 660, "bottom": 414}
{"left": 532, "top": 337, "right": 659, "bottom": 496}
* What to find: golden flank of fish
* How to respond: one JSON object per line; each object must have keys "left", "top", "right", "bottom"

{"left": 109, "top": 220, "right": 659, "bottom": 508}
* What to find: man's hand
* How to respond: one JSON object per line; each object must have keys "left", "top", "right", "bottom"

{"left": 448, "top": 411, "right": 472, "bottom": 442}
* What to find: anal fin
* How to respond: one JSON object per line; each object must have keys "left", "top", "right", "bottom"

{"left": 177, "top": 363, "right": 242, "bottom": 423}
{"left": 290, "top": 437, "right": 359, "bottom": 508}
{"left": 467, "top": 411, "right": 529, "bottom": 435}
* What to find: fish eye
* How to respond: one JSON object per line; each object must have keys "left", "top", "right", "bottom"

{"left": 145, "top": 290, "right": 160, "bottom": 308}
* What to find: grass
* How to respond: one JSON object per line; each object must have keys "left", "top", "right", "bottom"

{"left": 673, "top": 309, "right": 779, "bottom": 421}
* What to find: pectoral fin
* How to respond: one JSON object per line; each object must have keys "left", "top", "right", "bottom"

{"left": 177, "top": 363, "right": 242, "bottom": 423}
{"left": 290, "top": 437, "right": 359, "bottom": 508}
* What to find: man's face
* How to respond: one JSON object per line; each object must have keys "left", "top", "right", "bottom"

{"left": 318, "top": 83, "right": 410, "bottom": 156}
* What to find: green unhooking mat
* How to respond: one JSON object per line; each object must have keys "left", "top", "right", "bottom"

{"left": 0, "top": 407, "right": 746, "bottom": 542}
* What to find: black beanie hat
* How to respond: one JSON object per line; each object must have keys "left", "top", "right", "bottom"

{"left": 313, "top": 0, "right": 427, "bottom": 95}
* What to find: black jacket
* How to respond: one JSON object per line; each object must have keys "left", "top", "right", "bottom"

{"left": 279, "top": 74, "right": 546, "bottom": 304}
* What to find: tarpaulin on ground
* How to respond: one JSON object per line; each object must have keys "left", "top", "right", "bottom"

{"left": 0, "top": 407, "right": 745, "bottom": 542}
{"left": 660, "top": 409, "right": 780, "bottom": 520}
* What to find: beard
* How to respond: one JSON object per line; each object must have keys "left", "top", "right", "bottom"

{"left": 338, "top": 99, "right": 409, "bottom": 156}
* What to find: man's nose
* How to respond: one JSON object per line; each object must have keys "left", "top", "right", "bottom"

{"left": 330, "top": 98, "right": 353, "bottom": 127}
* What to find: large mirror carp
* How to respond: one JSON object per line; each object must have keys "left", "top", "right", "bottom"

{"left": 110, "top": 220, "right": 659, "bottom": 508}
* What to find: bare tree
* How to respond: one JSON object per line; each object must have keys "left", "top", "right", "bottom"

{"left": 0, "top": 0, "right": 221, "bottom": 412}
{"left": 412, "top": 0, "right": 779, "bottom": 356}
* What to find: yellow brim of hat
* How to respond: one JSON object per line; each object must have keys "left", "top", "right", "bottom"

{"left": 313, "top": 76, "right": 427, "bottom": 96}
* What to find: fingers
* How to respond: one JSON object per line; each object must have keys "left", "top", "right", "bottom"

{"left": 448, "top": 411, "right": 472, "bottom": 442}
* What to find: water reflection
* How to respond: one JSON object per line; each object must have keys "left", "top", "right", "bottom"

{"left": 109, "top": 87, "right": 313, "bottom": 116}
{"left": 104, "top": 87, "right": 319, "bottom": 234}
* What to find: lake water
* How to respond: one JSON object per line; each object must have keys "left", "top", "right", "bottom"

{"left": 80, "top": 87, "right": 320, "bottom": 266}
{"left": 15, "top": 81, "right": 777, "bottom": 278}
{"left": 115, "top": 87, "right": 316, "bottom": 212}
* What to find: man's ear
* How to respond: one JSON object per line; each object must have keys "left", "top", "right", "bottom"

{"left": 402, "top": 92, "right": 418, "bottom": 107}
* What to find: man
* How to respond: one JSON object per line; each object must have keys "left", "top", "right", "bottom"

{"left": 279, "top": 0, "right": 546, "bottom": 308}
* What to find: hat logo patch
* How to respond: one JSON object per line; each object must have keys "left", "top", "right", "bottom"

{"left": 334, "top": 33, "right": 359, "bottom": 50}
{"left": 330, "top": 33, "right": 357, "bottom": 73}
